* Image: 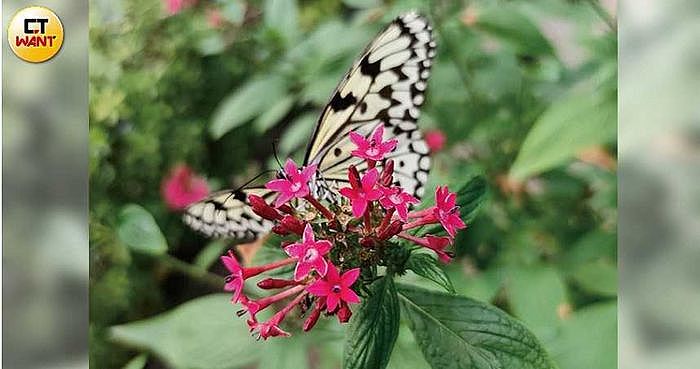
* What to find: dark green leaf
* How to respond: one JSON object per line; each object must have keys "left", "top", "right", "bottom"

{"left": 210, "top": 75, "right": 288, "bottom": 139}
{"left": 418, "top": 176, "right": 486, "bottom": 236}
{"left": 344, "top": 277, "right": 400, "bottom": 369}
{"left": 406, "top": 253, "right": 455, "bottom": 294}
{"left": 510, "top": 91, "right": 617, "bottom": 180}
{"left": 110, "top": 294, "right": 259, "bottom": 369}
{"left": 398, "top": 284, "right": 557, "bottom": 369}
{"left": 116, "top": 204, "right": 167, "bottom": 255}
{"left": 455, "top": 176, "right": 488, "bottom": 224}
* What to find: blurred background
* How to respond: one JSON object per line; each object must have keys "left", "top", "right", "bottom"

{"left": 0, "top": 0, "right": 696, "bottom": 369}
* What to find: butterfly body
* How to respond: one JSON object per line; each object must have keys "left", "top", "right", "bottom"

{"left": 184, "top": 12, "right": 436, "bottom": 240}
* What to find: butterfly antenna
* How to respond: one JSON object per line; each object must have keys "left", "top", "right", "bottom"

{"left": 272, "top": 139, "right": 284, "bottom": 171}
{"left": 237, "top": 170, "right": 277, "bottom": 191}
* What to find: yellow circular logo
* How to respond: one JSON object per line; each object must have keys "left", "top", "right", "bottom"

{"left": 7, "top": 6, "right": 64, "bottom": 63}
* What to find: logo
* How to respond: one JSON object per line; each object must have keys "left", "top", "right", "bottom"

{"left": 7, "top": 6, "right": 64, "bottom": 63}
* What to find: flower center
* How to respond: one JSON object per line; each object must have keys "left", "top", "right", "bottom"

{"left": 290, "top": 182, "right": 302, "bottom": 192}
{"left": 389, "top": 194, "right": 401, "bottom": 204}
{"left": 366, "top": 147, "right": 380, "bottom": 157}
{"left": 331, "top": 285, "right": 342, "bottom": 293}
{"left": 303, "top": 248, "right": 319, "bottom": 261}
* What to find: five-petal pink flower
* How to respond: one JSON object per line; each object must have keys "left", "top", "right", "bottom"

{"left": 339, "top": 168, "right": 383, "bottom": 217}
{"left": 307, "top": 263, "right": 361, "bottom": 312}
{"left": 379, "top": 186, "right": 419, "bottom": 221}
{"left": 161, "top": 164, "right": 209, "bottom": 210}
{"left": 349, "top": 125, "right": 398, "bottom": 162}
{"left": 433, "top": 186, "right": 466, "bottom": 237}
{"left": 284, "top": 224, "right": 333, "bottom": 281}
{"left": 266, "top": 159, "right": 317, "bottom": 207}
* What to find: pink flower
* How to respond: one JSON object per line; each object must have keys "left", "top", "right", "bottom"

{"left": 433, "top": 186, "right": 466, "bottom": 238}
{"left": 161, "top": 164, "right": 209, "bottom": 210}
{"left": 164, "top": 0, "right": 196, "bottom": 15}
{"left": 349, "top": 125, "right": 398, "bottom": 161}
{"left": 423, "top": 235, "right": 453, "bottom": 263}
{"left": 284, "top": 224, "right": 333, "bottom": 281}
{"left": 266, "top": 159, "right": 317, "bottom": 207}
{"left": 307, "top": 263, "right": 361, "bottom": 312}
{"left": 248, "top": 290, "right": 308, "bottom": 340}
{"left": 379, "top": 186, "right": 419, "bottom": 221}
{"left": 339, "top": 167, "right": 383, "bottom": 217}
{"left": 397, "top": 233, "right": 453, "bottom": 263}
{"left": 240, "top": 285, "right": 306, "bottom": 318}
{"left": 424, "top": 129, "right": 446, "bottom": 152}
{"left": 221, "top": 251, "right": 295, "bottom": 303}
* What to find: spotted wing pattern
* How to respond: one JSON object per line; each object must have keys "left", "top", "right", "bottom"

{"left": 304, "top": 12, "right": 435, "bottom": 200}
{"left": 183, "top": 187, "right": 275, "bottom": 239}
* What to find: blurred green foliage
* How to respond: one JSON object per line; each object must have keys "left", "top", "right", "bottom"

{"left": 89, "top": 0, "right": 617, "bottom": 368}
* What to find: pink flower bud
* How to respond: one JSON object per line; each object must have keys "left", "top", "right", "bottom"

{"left": 280, "top": 215, "right": 305, "bottom": 235}
{"left": 380, "top": 160, "right": 395, "bottom": 186}
{"left": 257, "top": 278, "right": 298, "bottom": 289}
{"left": 337, "top": 302, "right": 352, "bottom": 323}
{"left": 249, "top": 194, "right": 282, "bottom": 221}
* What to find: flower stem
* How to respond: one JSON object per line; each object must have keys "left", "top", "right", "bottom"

{"left": 305, "top": 195, "right": 335, "bottom": 220}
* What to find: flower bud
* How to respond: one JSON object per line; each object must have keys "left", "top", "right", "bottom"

{"left": 337, "top": 302, "right": 352, "bottom": 323}
{"left": 257, "top": 278, "right": 298, "bottom": 289}
{"left": 303, "top": 304, "right": 322, "bottom": 331}
{"left": 348, "top": 165, "right": 361, "bottom": 189}
{"left": 272, "top": 225, "right": 290, "bottom": 236}
{"left": 378, "top": 220, "right": 403, "bottom": 240}
{"left": 249, "top": 194, "right": 282, "bottom": 221}
{"left": 278, "top": 204, "right": 295, "bottom": 214}
{"left": 380, "top": 160, "right": 395, "bottom": 186}
{"left": 280, "top": 215, "right": 305, "bottom": 235}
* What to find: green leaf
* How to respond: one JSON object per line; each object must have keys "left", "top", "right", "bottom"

{"left": 405, "top": 253, "right": 455, "bottom": 294}
{"left": 548, "top": 302, "right": 616, "bottom": 369}
{"left": 193, "top": 240, "right": 228, "bottom": 269}
{"left": 110, "top": 294, "right": 259, "bottom": 369}
{"left": 254, "top": 96, "right": 295, "bottom": 133}
{"left": 344, "top": 277, "right": 400, "bottom": 369}
{"left": 570, "top": 259, "right": 617, "bottom": 297}
{"left": 510, "top": 91, "right": 617, "bottom": 180}
{"left": 342, "top": 0, "right": 380, "bottom": 9}
{"left": 507, "top": 266, "right": 568, "bottom": 339}
{"left": 398, "top": 284, "right": 557, "bottom": 369}
{"left": 122, "top": 354, "right": 148, "bottom": 369}
{"left": 279, "top": 113, "right": 316, "bottom": 156}
{"left": 116, "top": 204, "right": 167, "bottom": 255}
{"left": 474, "top": 6, "right": 554, "bottom": 56}
{"left": 264, "top": 0, "right": 299, "bottom": 43}
{"left": 210, "top": 75, "right": 288, "bottom": 139}
{"left": 454, "top": 176, "right": 488, "bottom": 224}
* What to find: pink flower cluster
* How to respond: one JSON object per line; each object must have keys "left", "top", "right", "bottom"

{"left": 221, "top": 125, "right": 466, "bottom": 340}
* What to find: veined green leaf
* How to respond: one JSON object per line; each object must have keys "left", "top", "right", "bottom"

{"left": 398, "top": 284, "right": 558, "bottom": 369}
{"left": 406, "top": 253, "right": 456, "bottom": 294}
{"left": 343, "top": 277, "right": 400, "bottom": 369}
{"left": 110, "top": 294, "right": 259, "bottom": 369}
{"left": 510, "top": 90, "right": 616, "bottom": 180}
{"left": 116, "top": 204, "right": 167, "bottom": 255}
{"left": 210, "top": 75, "right": 288, "bottom": 139}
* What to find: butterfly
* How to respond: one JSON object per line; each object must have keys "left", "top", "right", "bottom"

{"left": 184, "top": 12, "right": 436, "bottom": 240}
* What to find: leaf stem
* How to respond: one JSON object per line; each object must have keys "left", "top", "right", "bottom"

{"left": 160, "top": 254, "right": 223, "bottom": 289}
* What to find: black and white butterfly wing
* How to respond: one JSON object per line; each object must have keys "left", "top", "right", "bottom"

{"left": 183, "top": 187, "right": 275, "bottom": 239}
{"left": 304, "top": 12, "right": 435, "bottom": 200}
